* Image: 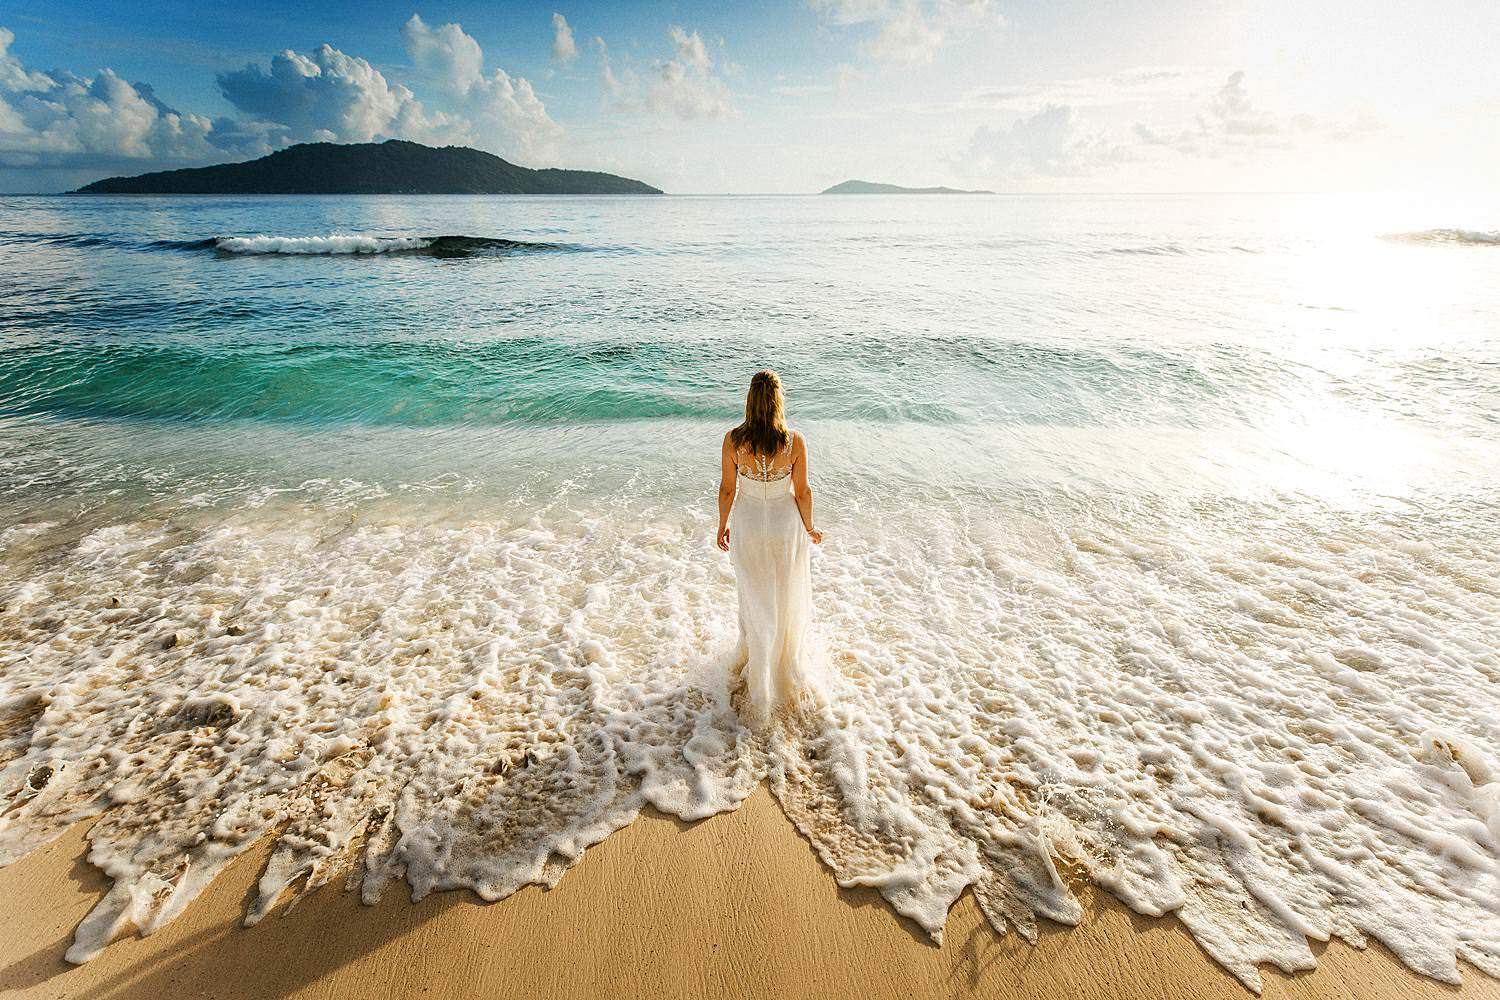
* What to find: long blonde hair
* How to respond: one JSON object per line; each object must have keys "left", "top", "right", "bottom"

{"left": 729, "top": 370, "right": 790, "bottom": 458}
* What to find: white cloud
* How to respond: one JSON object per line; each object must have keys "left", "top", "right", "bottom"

{"left": 652, "top": 27, "right": 736, "bottom": 119}
{"left": 865, "top": 2, "right": 943, "bottom": 64}
{"left": 952, "top": 71, "right": 1387, "bottom": 187}
{"left": 551, "top": 13, "right": 578, "bottom": 64}
{"left": 467, "top": 72, "right": 560, "bottom": 160}
{"left": 595, "top": 37, "right": 628, "bottom": 99}
{"left": 0, "top": 27, "right": 50, "bottom": 93}
{"left": 597, "top": 26, "right": 737, "bottom": 121}
{"left": 668, "top": 25, "right": 712, "bottom": 74}
{"left": 1132, "top": 71, "right": 1380, "bottom": 160}
{"left": 957, "top": 104, "right": 1128, "bottom": 177}
{"left": 400, "top": 14, "right": 562, "bottom": 161}
{"left": 0, "top": 25, "right": 257, "bottom": 171}
{"left": 1207, "top": 71, "right": 1278, "bottom": 136}
{"left": 401, "top": 14, "right": 484, "bottom": 93}
{"left": 218, "top": 43, "right": 452, "bottom": 145}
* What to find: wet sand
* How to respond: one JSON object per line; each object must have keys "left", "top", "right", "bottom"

{"left": 0, "top": 786, "right": 1494, "bottom": 1000}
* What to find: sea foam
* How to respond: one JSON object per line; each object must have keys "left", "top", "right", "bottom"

{"left": 214, "top": 234, "right": 436, "bottom": 254}
{"left": 1384, "top": 228, "right": 1500, "bottom": 246}
{"left": 1, "top": 496, "right": 1497, "bottom": 990}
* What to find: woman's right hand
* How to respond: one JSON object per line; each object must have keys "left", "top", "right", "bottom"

{"left": 808, "top": 528, "right": 823, "bottom": 545}
{"left": 716, "top": 524, "right": 731, "bottom": 551}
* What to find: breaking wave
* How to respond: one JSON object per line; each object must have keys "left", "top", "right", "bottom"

{"left": 0, "top": 230, "right": 564, "bottom": 258}
{"left": 1383, "top": 228, "right": 1500, "bottom": 246}
{"left": 208, "top": 234, "right": 562, "bottom": 257}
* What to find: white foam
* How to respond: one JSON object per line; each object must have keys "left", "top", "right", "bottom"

{"left": 0, "top": 497, "right": 1497, "bottom": 989}
{"left": 214, "top": 234, "right": 433, "bottom": 255}
{"left": 1385, "top": 228, "right": 1500, "bottom": 246}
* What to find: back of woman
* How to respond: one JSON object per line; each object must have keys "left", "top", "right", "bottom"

{"left": 716, "top": 370, "right": 823, "bottom": 723}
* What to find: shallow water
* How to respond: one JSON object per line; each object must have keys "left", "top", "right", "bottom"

{"left": 1, "top": 192, "right": 1498, "bottom": 987}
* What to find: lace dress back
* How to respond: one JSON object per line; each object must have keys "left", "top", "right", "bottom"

{"left": 737, "top": 448, "right": 793, "bottom": 482}
{"left": 728, "top": 434, "right": 818, "bottom": 720}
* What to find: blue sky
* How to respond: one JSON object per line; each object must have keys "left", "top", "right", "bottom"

{"left": 3, "top": 0, "right": 1498, "bottom": 193}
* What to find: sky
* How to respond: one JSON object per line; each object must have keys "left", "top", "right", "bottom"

{"left": 2, "top": 0, "right": 1498, "bottom": 193}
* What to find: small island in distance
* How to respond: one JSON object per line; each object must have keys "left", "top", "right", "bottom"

{"left": 821, "top": 179, "right": 995, "bottom": 195}
{"left": 74, "top": 139, "right": 662, "bottom": 195}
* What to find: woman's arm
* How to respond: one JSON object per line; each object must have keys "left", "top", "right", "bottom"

{"left": 791, "top": 433, "right": 823, "bottom": 544}
{"left": 716, "top": 432, "right": 737, "bottom": 551}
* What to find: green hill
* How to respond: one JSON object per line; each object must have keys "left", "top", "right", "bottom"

{"left": 821, "top": 179, "right": 993, "bottom": 195}
{"left": 75, "top": 140, "right": 663, "bottom": 195}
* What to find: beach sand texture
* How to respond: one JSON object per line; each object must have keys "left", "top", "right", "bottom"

{"left": 1, "top": 787, "right": 1494, "bottom": 1000}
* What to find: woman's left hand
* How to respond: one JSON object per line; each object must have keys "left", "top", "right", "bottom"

{"left": 808, "top": 528, "right": 823, "bottom": 545}
{"left": 716, "top": 524, "right": 731, "bottom": 551}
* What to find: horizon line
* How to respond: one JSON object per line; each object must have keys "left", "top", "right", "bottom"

{"left": 7, "top": 189, "right": 1497, "bottom": 198}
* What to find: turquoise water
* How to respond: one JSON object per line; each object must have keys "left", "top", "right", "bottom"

{"left": 2, "top": 193, "right": 1499, "bottom": 980}
{"left": 4, "top": 192, "right": 1498, "bottom": 521}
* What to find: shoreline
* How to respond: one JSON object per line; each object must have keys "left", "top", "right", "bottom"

{"left": 1, "top": 787, "right": 1493, "bottom": 1000}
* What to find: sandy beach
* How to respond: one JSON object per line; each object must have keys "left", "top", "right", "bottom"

{"left": 0, "top": 786, "right": 1492, "bottom": 1000}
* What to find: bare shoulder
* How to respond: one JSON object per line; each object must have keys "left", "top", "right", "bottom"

{"left": 722, "top": 428, "right": 736, "bottom": 451}
{"left": 786, "top": 428, "right": 810, "bottom": 464}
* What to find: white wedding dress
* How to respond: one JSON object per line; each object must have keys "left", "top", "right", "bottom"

{"left": 729, "top": 441, "right": 818, "bottom": 720}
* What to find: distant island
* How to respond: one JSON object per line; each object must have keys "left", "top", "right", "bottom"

{"left": 821, "top": 179, "right": 994, "bottom": 195}
{"left": 74, "top": 140, "right": 662, "bottom": 195}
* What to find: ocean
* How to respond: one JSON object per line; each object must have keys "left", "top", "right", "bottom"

{"left": 0, "top": 192, "right": 1497, "bottom": 984}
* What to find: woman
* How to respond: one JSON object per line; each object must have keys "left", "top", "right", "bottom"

{"left": 716, "top": 370, "right": 823, "bottom": 721}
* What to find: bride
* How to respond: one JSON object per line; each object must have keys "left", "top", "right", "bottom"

{"left": 716, "top": 370, "right": 823, "bottom": 721}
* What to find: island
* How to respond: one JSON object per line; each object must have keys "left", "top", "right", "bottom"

{"left": 74, "top": 140, "right": 663, "bottom": 195}
{"left": 821, "top": 179, "right": 994, "bottom": 195}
